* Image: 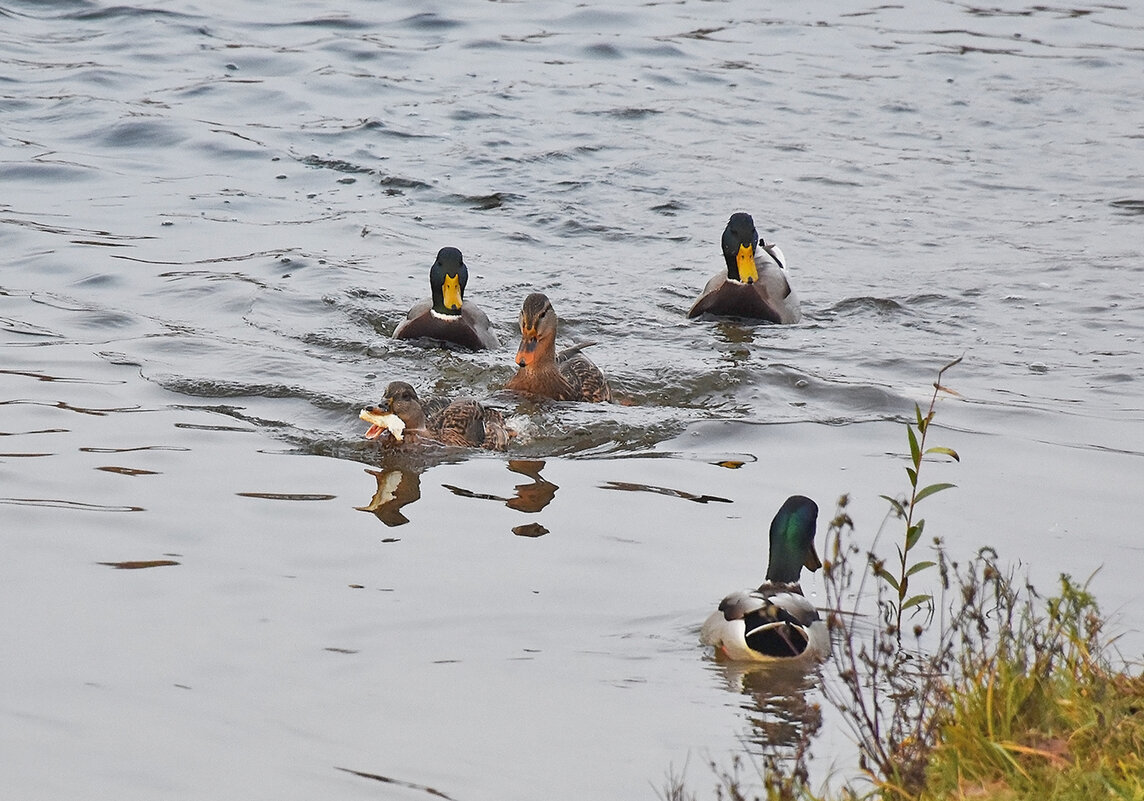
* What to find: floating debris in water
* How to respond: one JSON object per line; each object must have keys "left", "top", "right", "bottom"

{"left": 98, "top": 559, "right": 180, "bottom": 570}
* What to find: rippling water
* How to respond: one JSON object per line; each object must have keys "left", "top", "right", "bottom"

{"left": 3, "top": 1, "right": 1143, "bottom": 798}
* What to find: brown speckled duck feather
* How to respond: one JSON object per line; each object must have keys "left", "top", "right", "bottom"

{"left": 364, "top": 381, "right": 510, "bottom": 451}
{"left": 505, "top": 292, "right": 611, "bottom": 403}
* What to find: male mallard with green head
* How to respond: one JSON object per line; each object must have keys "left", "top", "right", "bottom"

{"left": 688, "top": 212, "right": 801, "bottom": 324}
{"left": 700, "top": 495, "right": 828, "bottom": 662}
{"left": 393, "top": 247, "right": 499, "bottom": 350}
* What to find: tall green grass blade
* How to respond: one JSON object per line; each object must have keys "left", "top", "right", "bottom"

{"left": 989, "top": 741, "right": 1033, "bottom": 781}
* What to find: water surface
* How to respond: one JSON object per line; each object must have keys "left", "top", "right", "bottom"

{"left": 2, "top": 1, "right": 1143, "bottom": 798}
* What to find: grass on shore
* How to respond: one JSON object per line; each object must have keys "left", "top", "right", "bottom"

{"left": 922, "top": 563, "right": 1144, "bottom": 801}
{"left": 668, "top": 535, "right": 1144, "bottom": 801}
{"left": 666, "top": 363, "right": 1143, "bottom": 801}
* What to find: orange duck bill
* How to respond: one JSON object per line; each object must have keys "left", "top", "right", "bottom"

{"left": 514, "top": 329, "right": 540, "bottom": 367}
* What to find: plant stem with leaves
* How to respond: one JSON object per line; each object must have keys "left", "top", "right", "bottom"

{"left": 876, "top": 356, "right": 962, "bottom": 639}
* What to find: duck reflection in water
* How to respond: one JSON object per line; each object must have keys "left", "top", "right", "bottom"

{"left": 356, "top": 467, "right": 421, "bottom": 527}
{"left": 715, "top": 320, "right": 757, "bottom": 347}
{"left": 503, "top": 460, "right": 558, "bottom": 513}
{"left": 442, "top": 459, "right": 558, "bottom": 536}
{"left": 710, "top": 660, "right": 823, "bottom": 761}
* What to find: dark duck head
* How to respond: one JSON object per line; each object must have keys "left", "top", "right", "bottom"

{"left": 765, "top": 495, "right": 822, "bottom": 585}
{"left": 429, "top": 247, "right": 468, "bottom": 317}
{"left": 381, "top": 380, "right": 427, "bottom": 429}
{"left": 721, "top": 212, "right": 761, "bottom": 285}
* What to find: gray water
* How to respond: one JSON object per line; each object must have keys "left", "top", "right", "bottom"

{"left": 3, "top": 1, "right": 1143, "bottom": 799}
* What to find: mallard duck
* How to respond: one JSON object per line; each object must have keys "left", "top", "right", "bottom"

{"left": 700, "top": 495, "right": 828, "bottom": 663}
{"left": 504, "top": 292, "right": 612, "bottom": 403}
{"left": 360, "top": 381, "right": 511, "bottom": 451}
{"left": 687, "top": 212, "right": 801, "bottom": 324}
{"left": 393, "top": 247, "right": 499, "bottom": 350}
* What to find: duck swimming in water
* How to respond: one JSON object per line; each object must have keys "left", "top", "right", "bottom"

{"left": 393, "top": 247, "right": 499, "bottom": 350}
{"left": 504, "top": 292, "right": 612, "bottom": 403}
{"left": 688, "top": 212, "right": 801, "bottom": 324}
{"left": 700, "top": 495, "right": 828, "bottom": 663}
{"left": 360, "top": 381, "right": 511, "bottom": 451}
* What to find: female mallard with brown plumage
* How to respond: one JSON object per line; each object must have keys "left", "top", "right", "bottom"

{"left": 688, "top": 212, "right": 801, "bottom": 324}
{"left": 700, "top": 495, "right": 828, "bottom": 663}
{"left": 360, "top": 381, "right": 511, "bottom": 451}
{"left": 393, "top": 247, "right": 499, "bottom": 350}
{"left": 504, "top": 292, "right": 612, "bottom": 403}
